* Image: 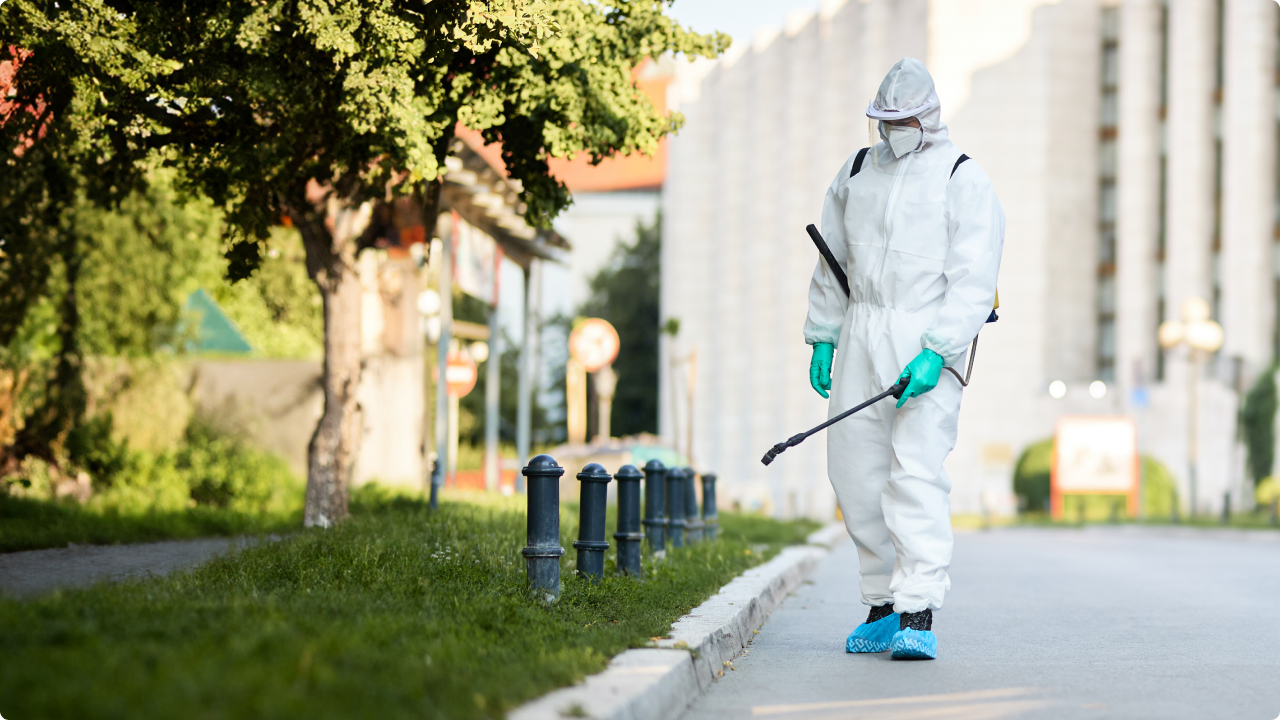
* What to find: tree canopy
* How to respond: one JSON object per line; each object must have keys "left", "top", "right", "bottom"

{"left": 1, "top": 0, "right": 725, "bottom": 514}
{"left": 3, "top": 0, "right": 726, "bottom": 275}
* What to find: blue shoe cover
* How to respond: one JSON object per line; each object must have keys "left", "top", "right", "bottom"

{"left": 846, "top": 613, "right": 899, "bottom": 653}
{"left": 890, "top": 628, "right": 937, "bottom": 660}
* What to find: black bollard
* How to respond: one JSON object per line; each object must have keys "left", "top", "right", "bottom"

{"left": 642, "top": 460, "right": 667, "bottom": 552}
{"left": 521, "top": 455, "right": 565, "bottom": 600}
{"left": 683, "top": 467, "right": 703, "bottom": 543}
{"left": 701, "top": 472, "right": 719, "bottom": 540}
{"left": 572, "top": 463, "right": 612, "bottom": 581}
{"left": 666, "top": 467, "right": 686, "bottom": 548}
{"left": 613, "top": 464, "right": 644, "bottom": 576}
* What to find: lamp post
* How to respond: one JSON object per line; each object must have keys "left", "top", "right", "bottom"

{"left": 1158, "top": 297, "right": 1224, "bottom": 520}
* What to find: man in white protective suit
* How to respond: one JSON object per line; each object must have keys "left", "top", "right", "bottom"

{"left": 803, "top": 58, "right": 1004, "bottom": 660}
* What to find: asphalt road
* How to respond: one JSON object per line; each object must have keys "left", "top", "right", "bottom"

{"left": 680, "top": 526, "right": 1280, "bottom": 720}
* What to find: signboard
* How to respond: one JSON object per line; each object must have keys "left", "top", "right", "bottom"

{"left": 568, "top": 318, "right": 620, "bottom": 373}
{"left": 451, "top": 211, "right": 501, "bottom": 306}
{"left": 445, "top": 352, "right": 478, "bottom": 398}
{"left": 1051, "top": 415, "right": 1139, "bottom": 519}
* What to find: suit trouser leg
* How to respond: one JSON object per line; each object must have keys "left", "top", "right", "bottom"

{"left": 827, "top": 399, "right": 897, "bottom": 607}
{"left": 885, "top": 380, "right": 960, "bottom": 613}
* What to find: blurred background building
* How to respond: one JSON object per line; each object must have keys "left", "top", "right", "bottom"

{"left": 660, "top": 0, "right": 1279, "bottom": 519}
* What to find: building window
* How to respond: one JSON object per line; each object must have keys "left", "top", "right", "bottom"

{"left": 1211, "top": 0, "right": 1225, "bottom": 324}
{"left": 1097, "top": 6, "right": 1120, "bottom": 383}
{"left": 1156, "top": 0, "right": 1170, "bottom": 381}
{"left": 1274, "top": 9, "right": 1280, "bottom": 361}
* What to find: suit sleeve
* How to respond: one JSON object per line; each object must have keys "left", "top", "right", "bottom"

{"left": 920, "top": 160, "right": 1005, "bottom": 367}
{"left": 802, "top": 158, "right": 855, "bottom": 349}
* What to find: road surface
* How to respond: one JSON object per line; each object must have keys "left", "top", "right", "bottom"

{"left": 681, "top": 526, "right": 1280, "bottom": 720}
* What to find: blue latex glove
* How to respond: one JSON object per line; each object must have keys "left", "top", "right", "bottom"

{"left": 897, "top": 349, "right": 944, "bottom": 408}
{"left": 809, "top": 343, "right": 834, "bottom": 399}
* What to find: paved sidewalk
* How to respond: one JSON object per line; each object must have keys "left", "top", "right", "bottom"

{"left": 0, "top": 536, "right": 264, "bottom": 599}
{"left": 680, "top": 527, "right": 1280, "bottom": 720}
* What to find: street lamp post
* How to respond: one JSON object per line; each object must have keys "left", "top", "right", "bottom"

{"left": 1158, "top": 297, "right": 1224, "bottom": 521}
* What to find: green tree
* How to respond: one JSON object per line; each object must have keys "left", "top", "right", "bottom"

{"left": 1240, "top": 366, "right": 1276, "bottom": 488}
{"left": 577, "top": 212, "right": 661, "bottom": 436}
{"left": 3, "top": 1, "right": 726, "bottom": 525}
{"left": 0, "top": 165, "right": 223, "bottom": 475}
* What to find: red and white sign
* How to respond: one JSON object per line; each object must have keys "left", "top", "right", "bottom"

{"left": 569, "top": 318, "right": 620, "bottom": 373}
{"left": 445, "top": 352, "right": 478, "bottom": 398}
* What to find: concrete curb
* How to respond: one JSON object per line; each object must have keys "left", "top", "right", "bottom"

{"left": 509, "top": 523, "right": 845, "bottom": 720}
{"left": 805, "top": 521, "right": 850, "bottom": 549}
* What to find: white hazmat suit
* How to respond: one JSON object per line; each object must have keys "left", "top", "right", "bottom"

{"left": 803, "top": 58, "right": 1005, "bottom": 614}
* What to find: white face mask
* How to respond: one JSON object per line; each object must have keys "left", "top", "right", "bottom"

{"left": 883, "top": 122, "right": 922, "bottom": 158}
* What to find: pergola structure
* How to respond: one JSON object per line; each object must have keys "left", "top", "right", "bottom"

{"left": 428, "top": 131, "right": 569, "bottom": 498}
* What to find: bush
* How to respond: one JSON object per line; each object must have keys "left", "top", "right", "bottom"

{"left": 1141, "top": 455, "right": 1179, "bottom": 518}
{"left": 15, "top": 414, "right": 300, "bottom": 517}
{"left": 1013, "top": 438, "right": 1053, "bottom": 513}
{"left": 179, "top": 421, "right": 296, "bottom": 514}
{"left": 1241, "top": 366, "right": 1277, "bottom": 487}
{"left": 65, "top": 414, "right": 130, "bottom": 483}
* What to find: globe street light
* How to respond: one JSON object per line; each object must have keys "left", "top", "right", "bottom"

{"left": 1157, "top": 297, "right": 1225, "bottom": 520}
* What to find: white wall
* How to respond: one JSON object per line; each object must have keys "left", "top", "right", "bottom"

{"left": 662, "top": 0, "right": 1277, "bottom": 519}
{"left": 663, "top": 0, "right": 928, "bottom": 519}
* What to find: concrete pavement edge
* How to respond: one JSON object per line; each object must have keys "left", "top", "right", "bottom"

{"left": 508, "top": 526, "right": 841, "bottom": 720}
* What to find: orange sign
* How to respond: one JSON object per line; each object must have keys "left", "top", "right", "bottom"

{"left": 568, "top": 318, "right": 620, "bottom": 373}
{"left": 445, "top": 352, "right": 478, "bottom": 397}
{"left": 1051, "top": 415, "right": 1139, "bottom": 519}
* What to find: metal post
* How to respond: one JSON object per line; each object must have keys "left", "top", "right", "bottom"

{"left": 701, "top": 472, "right": 718, "bottom": 540}
{"left": 573, "top": 463, "right": 612, "bottom": 581}
{"left": 521, "top": 454, "right": 564, "bottom": 600}
{"left": 431, "top": 222, "right": 454, "bottom": 510}
{"left": 613, "top": 464, "right": 643, "bottom": 576}
{"left": 665, "top": 467, "right": 686, "bottom": 548}
{"left": 642, "top": 459, "right": 666, "bottom": 552}
{"left": 516, "top": 261, "right": 539, "bottom": 491}
{"left": 683, "top": 466, "right": 703, "bottom": 543}
{"left": 484, "top": 305, "right": 501, "bottom": 492}
{"left": 1187, "top": 349, "right": 1199, "bottom": 520}
{"left": 595, "top": 364, "right": 617, "bottom": 440}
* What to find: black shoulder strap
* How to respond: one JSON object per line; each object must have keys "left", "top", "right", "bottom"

{"left": 950, "top": 154, "right": 970, "bottom": 178}
{"left": 849, "top": 147, "right": 870, "bottom": 178}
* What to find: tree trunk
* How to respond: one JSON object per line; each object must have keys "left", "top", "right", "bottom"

{"left": 291, "top": 186, "right": 373, "bottom": 528}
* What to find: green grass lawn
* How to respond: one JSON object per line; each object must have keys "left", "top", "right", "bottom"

{"left": 0, "top": 488, "right": 819, "bottom": 720}
{"left": 0, "top": 493, "right": 302, "bottom": 553}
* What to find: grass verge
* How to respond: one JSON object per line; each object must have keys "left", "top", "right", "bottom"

{"left": 0, "top": 494, "right": 302, "bottom": 553}
{"left": 0, "top": 488, "right": 818, "bottom": 720}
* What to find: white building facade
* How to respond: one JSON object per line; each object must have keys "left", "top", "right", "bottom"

{"left": 661, "top": 0, "right": 1279, "bottom": 519}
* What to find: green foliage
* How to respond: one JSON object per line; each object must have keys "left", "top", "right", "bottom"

{"left": 0, "top": 168, "right": 223, "bottom": 469}
{"left": 179, "top": 421, "right": 300, "bottom": 514}
{"left": 3, "top": 0, "right": 727, "bottom": 270}
{"left": 1141, "top": 455, "right": 1179, "bottom": 518}
{"left": 1256, "top": 476, "right": 1280, "bottom": 507}
{"left": 1241, "top": 366, "right": 1276, "bottom": 486}
{"left": 578, "top": 212, "right": 661, "bottom": 436}
{"left": 73, "top": 169, "right": 223, "bottom": 357}
{"left": 1013, "top": 438, "right": 1053, "bottom": 513}
{"left": 2, "top": 0, "right": 725, "bottom": 482}
{"left": 65, "top": 414, "right": 129, "bottom": 483}
{"left": 3, "top": 414, "right": 301, "bottom": 551}
{"left": 212, "top": 228, "right": 324, "bottom": 359}
{"left": 0, "top": 495, "right": 808, "bottom": 719}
